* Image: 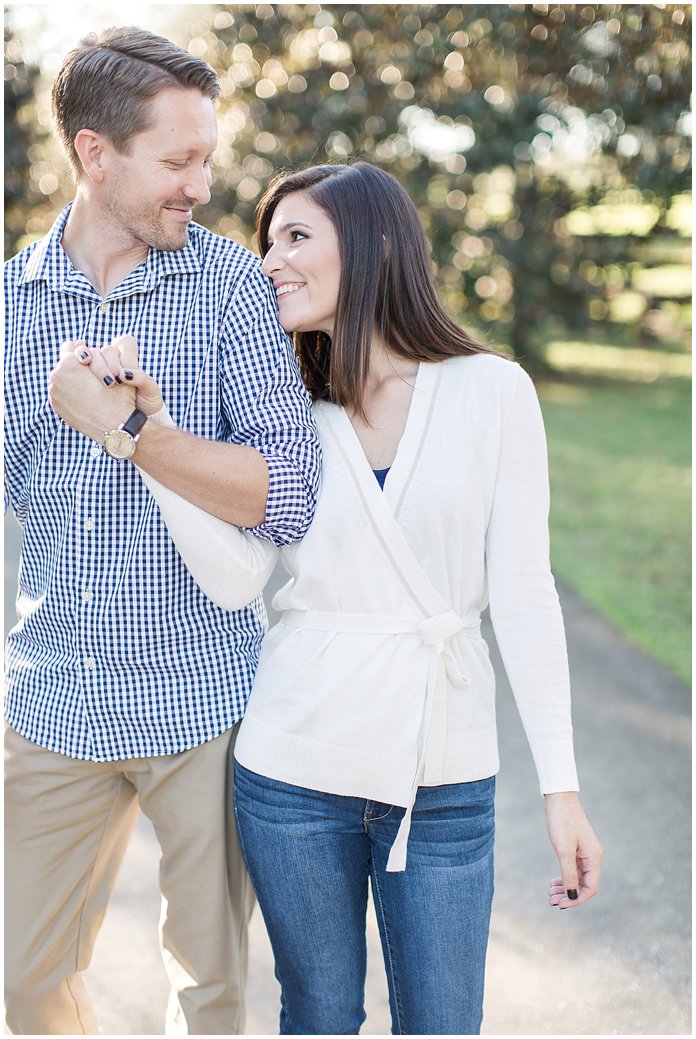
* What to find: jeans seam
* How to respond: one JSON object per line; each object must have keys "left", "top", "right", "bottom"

{"left": 370, "top": 861, "right": 403, "bottom": 1035}
{"left": 364, "top": 801, "right": 394, "bottom": 824}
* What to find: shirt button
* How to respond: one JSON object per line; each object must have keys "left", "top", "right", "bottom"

{"left": 85, "top": 518, "right": 95, "bottom": 531}
{"left": 83, "top": 590, "right": 94, "bottom": 604}
{"left": 90, "top": 444, "right": 102, "bottom": 458}
{"left": 99, "top": 302, "right": 110, "bottom": 313}
{"left": 84, "top": 657, "right": 96, "bottom": 670}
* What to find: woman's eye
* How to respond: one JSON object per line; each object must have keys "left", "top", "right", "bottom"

{"left": 290, "top": 230, "right": 307, "bottom": 242}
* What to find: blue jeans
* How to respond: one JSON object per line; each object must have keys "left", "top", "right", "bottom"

{"left": 234, "top": 762, "right": 495, "bottom": 1035}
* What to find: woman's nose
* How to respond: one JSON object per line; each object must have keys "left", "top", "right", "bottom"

{"left": 261, "top": 245, "right": 282, "bottom": 276}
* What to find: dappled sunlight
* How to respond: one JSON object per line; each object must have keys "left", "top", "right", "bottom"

{"left": 546, "top": 340, "right": 692, "bottom": 381}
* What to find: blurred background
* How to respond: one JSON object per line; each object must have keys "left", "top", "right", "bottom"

{"left": 5, "top": 1, "right": 691, "bottom": 683}
{"left": 4, "top": 6, "right": 692, "bottom": 1034}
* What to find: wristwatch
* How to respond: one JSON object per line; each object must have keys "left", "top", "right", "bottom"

{"left": 102, "top": 409, "right": 148, "bottom": 460}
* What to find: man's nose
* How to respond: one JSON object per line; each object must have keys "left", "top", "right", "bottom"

{"left": 184, "top": 165, "right": 212, "bottom": 206}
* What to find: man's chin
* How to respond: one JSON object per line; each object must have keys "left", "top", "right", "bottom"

{"left": 145, "top": 226, "right": 190, "bottom": 252}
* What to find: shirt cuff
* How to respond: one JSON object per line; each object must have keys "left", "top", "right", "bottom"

{"left": 246, "top": 450, "right": 317, "bottom": 547}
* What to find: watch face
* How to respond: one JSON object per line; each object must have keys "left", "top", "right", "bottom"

{"left": 103, "top": 429, "right": 136, "bottom": 460}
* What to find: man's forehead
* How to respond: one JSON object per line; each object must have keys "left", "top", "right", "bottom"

{"left": 138, "top": 89, "right": 217, "bottom": 148}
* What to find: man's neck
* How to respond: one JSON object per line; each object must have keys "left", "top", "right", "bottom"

{"left": 60, "top": 194, "right": 150, "bottom": 298}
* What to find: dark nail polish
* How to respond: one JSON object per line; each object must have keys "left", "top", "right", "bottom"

{"left": 567, "top": 889, "right": 578, "bottom": 900}
{"left": 114, "top": 375, "right": 122, "bottom": 384}
{"left": 79, "top": 350, "right": 89, "bottom": 360}
{"left": 103, "top": 376, "right": 114, "bottom": 386}
{"left": 124, "top": 370, "right": 134, "bottom": 381}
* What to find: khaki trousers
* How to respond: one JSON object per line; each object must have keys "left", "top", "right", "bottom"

{"left": 4, "top": 723, "right": 255, "bottom": 1035}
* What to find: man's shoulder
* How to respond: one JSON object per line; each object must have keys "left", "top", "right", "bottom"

{"left": 5, "top": 235, "right": 43, "bottom": 280}
{"left": 187, "top": 221, "right": 263, "bottom": 280}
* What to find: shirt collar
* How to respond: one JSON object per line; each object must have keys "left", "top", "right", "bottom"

{"left": 18, "top": 204, "right": 202, "bottom": 298}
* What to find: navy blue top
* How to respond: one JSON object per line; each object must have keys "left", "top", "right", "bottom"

{"left": 373, "top": 467, "right": 390, "bottom": 490}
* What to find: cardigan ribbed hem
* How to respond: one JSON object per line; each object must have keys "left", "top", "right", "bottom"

{"left": 528, "top": 738, "right": 580, "bottom": 794}
{"left": 235, "top": 712, "right": 503, "bottom": 806}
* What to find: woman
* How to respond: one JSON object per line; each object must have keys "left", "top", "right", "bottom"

{"left": 79, "top": 161, "right": 602, "bottom": 1035}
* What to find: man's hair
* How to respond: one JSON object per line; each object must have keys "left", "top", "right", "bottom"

{"left": 256, "top": 162, "right": 501, "bottom": 415}
{"left": 51, "top": 26, "right": 220, "bottom": 177}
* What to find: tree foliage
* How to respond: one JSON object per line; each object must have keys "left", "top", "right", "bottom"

{"left": 4, "top": 13, "right": 46, "bottom": 260}
{"left": 4, "top": 4, "right": 691, "bottom": 362}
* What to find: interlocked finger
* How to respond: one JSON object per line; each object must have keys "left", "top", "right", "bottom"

{"left": 83, "top": 347, "right": 120, "bottom": 387}
{"left": 99, "top": 344, "right": 124, "bottom": 381}
{"left": 112, "top": 334, "right": 140, "bottom": 371}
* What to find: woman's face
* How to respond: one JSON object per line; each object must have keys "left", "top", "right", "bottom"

{"left": 261, "top": 190, "right": 341, "bottom": 337}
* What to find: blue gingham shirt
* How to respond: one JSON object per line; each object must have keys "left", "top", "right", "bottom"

{"left": 4, "top": 205, "right": 321, "bottom": 761}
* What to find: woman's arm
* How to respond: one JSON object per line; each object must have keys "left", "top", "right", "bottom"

{"left": 75, "top": 341, "right": 279, "bottom": 612}
{"left": 485, "top": 363, "right": 602, "bottom": 905}
{"left": 139, "top": 410, "right": 279, "bottom": 611}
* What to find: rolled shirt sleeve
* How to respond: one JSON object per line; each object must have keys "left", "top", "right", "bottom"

{"left": 218, "top": 265, "right": 321, "bottom": 547}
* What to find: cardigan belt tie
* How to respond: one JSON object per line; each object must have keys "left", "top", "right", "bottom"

{"left": 282, "top": 608, "right": 481, "bottom": 872}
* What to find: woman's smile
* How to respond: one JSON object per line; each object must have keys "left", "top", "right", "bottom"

{"left": 261, "top": 190, "right": 341, "bottom": 336}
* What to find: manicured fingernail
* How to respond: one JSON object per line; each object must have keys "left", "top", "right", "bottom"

{"left": 124, "top": 370, "right": 134, "bottom": 380}
{"left": 114, "top": 375, "right": 123, "bottom": 384}
{"left": 567, "top": 889, "right": 578, "bottom": 900}
{"left": 103, "top": 376, "right": 114, "bottom": 386}
{"left": 79, "top": 350, "right": 89, "bottom": 360}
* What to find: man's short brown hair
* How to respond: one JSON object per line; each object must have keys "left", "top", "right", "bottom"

{"left": 51, "top": 25, "right": 220, "bottom": 178}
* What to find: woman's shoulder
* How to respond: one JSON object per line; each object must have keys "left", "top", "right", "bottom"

{"left": 442, "top": 351, "right": 531, "bottom": 396}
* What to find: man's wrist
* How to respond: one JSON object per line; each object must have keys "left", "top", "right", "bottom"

{"left": 102, "top": 408, "right": 148, "bottom": 460}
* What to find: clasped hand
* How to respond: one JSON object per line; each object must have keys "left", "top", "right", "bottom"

{"left": 49, "top": 335, "right": 164, "bottom": 441}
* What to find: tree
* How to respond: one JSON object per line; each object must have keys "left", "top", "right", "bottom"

{"left": 5, "top": 4, "right": 691, "bottom": 363}
{"left": 200, "top": 3, "right": 691, "bottom": 363}
{"left": 4, "top": 14, "right": 46, "bottom": 259}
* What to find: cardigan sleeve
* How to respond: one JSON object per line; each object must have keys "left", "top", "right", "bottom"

{"left": 136, "top": 407, "right": 279, "bottom": 612}
{"left": 485, "top": 365, "right": 579, "bottom": 794}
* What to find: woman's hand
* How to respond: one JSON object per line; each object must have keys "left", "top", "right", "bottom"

{"left": 544, "top": 791, "right": 603, "bottom": 909}
{"left": 74, "top": 334, "right": 164, "bottom": 416}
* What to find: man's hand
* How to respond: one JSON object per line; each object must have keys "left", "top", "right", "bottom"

{"left": 49, "top": 340, "right": 135, "bottom": 442}
{"left": 74, "top": 335, "right": 165, "bottom": 416}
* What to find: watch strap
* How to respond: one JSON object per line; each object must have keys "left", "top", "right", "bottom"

{"left": 120, "top": 409, "right": 148, "bottom": 438}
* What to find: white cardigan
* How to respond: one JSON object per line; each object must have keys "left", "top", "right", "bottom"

{"left": 142, "top": 355, "right": 579, "bottom": 871}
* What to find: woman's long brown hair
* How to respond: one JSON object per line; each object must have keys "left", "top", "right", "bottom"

{"left": 255, "top": 162, "right": 503, "bottom": 413}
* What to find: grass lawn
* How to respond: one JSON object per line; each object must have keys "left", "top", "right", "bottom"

{"left": 537, "top": 374, "right": 691, "bottom": 683}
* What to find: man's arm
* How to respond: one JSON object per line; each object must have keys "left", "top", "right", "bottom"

{"left": 49, "top": 265, "right": 321, "bottom": 540}
{"left": 49, "top": 350, "right": 270, "bottom": 527}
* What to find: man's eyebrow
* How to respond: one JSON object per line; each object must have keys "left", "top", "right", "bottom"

{"left": 159, "top": 149, "right": 216, "bottom": 159}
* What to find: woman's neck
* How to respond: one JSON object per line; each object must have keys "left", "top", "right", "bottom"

{"left": 366, "top": 336, "right": 419, "bottom": 389}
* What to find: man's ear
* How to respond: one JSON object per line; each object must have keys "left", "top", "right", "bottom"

{"left": 74, "top": 129, "right": 109, "bottom": 184}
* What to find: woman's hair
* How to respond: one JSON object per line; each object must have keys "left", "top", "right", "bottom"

{"left": 52, "top": 26, "right": 219, "bottom": 179}
{"left": 255, "top": 161, "right": 500, "bottom": 412}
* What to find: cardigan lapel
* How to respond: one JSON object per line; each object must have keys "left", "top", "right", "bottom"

{"left": 318, "top": 369, "right": 480, "bottom": 870}
{"left": 383, "top": 361, "right": 442, "bottom": 516}
{"left": 318, "top": 363, "right": 451, "bottom": 619}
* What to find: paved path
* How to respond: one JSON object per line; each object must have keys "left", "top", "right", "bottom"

{"left": 4, "top": 516, "right": 691, "bottom": 1034}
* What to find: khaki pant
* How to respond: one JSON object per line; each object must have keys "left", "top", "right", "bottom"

{"left": 4, "top": 723, "right": 255, "bottom": 1035}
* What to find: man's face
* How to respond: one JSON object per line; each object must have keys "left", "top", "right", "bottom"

{"left": 103, "top": 87, "right": 218, "bottom": 252}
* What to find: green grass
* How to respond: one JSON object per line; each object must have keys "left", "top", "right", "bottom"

{"left": 538, "top": 375, "right": 691, "bottom": 683}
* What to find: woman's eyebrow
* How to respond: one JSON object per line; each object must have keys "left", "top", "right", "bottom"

{"left": 279, "top": 221, "right": 313, "bottom": 232}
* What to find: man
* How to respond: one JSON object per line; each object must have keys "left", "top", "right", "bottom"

{"left": 4, "top": 26, "right": 320, "bottom": 1035}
